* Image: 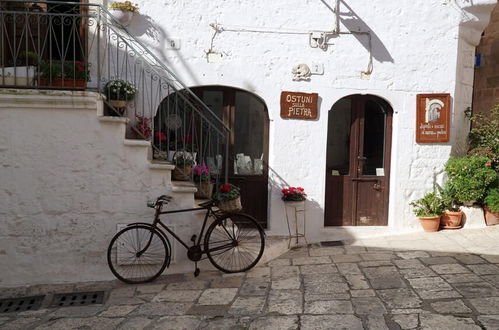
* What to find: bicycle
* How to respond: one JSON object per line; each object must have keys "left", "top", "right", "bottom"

{"left": 107, "top": 195, "right": 266, "bottom": 284}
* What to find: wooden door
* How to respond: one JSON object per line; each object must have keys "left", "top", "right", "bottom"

{"left": 194, "top": 87, "right": 269, "bottom": 228}
{"left": 324, "top": 95, "right": 392, "bottom": 226}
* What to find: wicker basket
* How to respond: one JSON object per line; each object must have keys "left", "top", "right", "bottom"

{"left": 218, "top": 197, "right": 242, "bottom": 213}
{"left": 195, "top": 181, "right": 214, "bottom": 199}
{"left": 172, "top": 165, "right": 192, "bottom": 181}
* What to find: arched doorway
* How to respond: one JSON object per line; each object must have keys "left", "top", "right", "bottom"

{"left": 324, "top": 95, "right": 393, "bottom": 226}
{"left": 155, "top": 86, "right": 270, "bottom": 228}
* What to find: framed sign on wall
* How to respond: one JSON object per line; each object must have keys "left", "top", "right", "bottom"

{"left": 416, "top": 93, "right": 451, "bottom": 143}
{"left": 280, "top": 91, "right": 318, "bottom": 120}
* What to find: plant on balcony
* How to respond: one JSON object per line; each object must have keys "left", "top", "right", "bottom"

{"left": 38, "top": 60, "right": 90, "bottom": 89}
{"left": 109, "top": 1, "right": 139, "bottom": 26}
{"left": 410, "top": 192, "right": 445, "bottom": 232}
{"left": 193, "top": 164, "right": 213, "bottom": 199}
{"left": 104, "top": 79, "right": 138, "bottom": 109}
{"left": 213, "top": 184, "right": 242, "bottom": 213}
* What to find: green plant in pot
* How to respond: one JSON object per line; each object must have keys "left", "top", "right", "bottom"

{"left": 484, "top": 188, "right": 499, "bottom": 226}
{"left": 444, "top": 156, "right": 498, "bottom": 206}
{"left": 172, "top": 152, "right": 195, "bottom": 181}
{"left": 213, "top": 183, "right": 242, "bottom": 213}
{"left": 468, "top": 105, "right": 498, "bottom": 169}
{"left": 410, "top": 192, "right": 445, "bottom": 232}
{"left": 437, "top": 183, "right": 463, "bottom": 228}
{"left": 38, "top": 60, "right": 90, "bottom": 88}
{"left": 104, "top": 79, "right": 138, "bottom": 113}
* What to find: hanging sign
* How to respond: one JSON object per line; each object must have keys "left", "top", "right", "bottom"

{"left": 280, "top": 91, "right": 318, "bottom": 120}
{"left": 416, "top": 93, "right": 451, "bottom": 143}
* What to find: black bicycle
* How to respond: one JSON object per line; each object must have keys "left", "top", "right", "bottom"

{"left": 107, "top": 195, "right": 265, "bottom": 284}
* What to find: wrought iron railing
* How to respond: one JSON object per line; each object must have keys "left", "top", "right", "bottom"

{"left": 0, "top": 0, "right": 230, "bottom": 186}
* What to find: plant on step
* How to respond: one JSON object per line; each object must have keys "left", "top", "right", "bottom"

{"left": 213, "top": 183, "right": 240, "bottom": 202}
{"left": 110, "top": 1, "right": 139, "bottom": 12}
{"left": 468, "top": 105, "right": 499, "bottom": 170}
{"left": 38, "top": 60, "right": 90, "bottom": 81}
{"left": 133, "top": 115, "right": 151, "bottom": 140}
{"left": 104, "top": 79, "right": 137, "bottom": 101}
{"left": 444, "top": 156, "right": 498, "bottom": 205}
{"left": 174, "top": 155, "right": 194, "bottom": 168}
{"left": 281, "top": 187, "right": 307, "bottom": 202}
{"left": 484, "top": 188, "right": 499, "bottom": 213}
{"left": 410, "top": 192, "right": 445, "bottom": 217}
{"left": 193, "top": 164, "right": 210, "bottom": 182}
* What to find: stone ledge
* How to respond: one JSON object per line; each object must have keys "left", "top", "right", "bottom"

{"left": 171, "top": 181, "right": 197, "bottom": 193}
{"left": 123, "top": 139, "right": 150, "bottom": 147}
{"left": 98, "top": 116, "right": 130, "bottom": 124}
{"left": 149, "top": 163, "right": 175, "bottom": 170}
{"left": 0, "top": 89, "right": 101, "bottom": 110}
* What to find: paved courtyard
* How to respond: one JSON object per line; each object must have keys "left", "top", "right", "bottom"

{"left": 1, "top": 226, "right": 499, "bottom": 329}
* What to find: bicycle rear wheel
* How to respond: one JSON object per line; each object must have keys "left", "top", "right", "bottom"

{"left": 107, "top": 224, "right": 169, "bottom": 284}
{"left": 204, "top": 213, "right": 265, "bottom": 273}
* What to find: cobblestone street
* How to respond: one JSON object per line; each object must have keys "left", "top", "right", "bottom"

{"left": 1, "top": 227, "right": 499, "bottom": 329}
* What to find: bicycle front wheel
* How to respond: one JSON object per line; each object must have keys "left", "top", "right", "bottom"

{"left": 204, "top": 213, "right": 265, "bottom": 273}
{"left": 107, "top": 224, "right": 169, "bottom": 284}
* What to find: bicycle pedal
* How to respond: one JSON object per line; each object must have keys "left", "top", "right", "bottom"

{"left": 190, "top": 235, "right": 197, "bottom": 243}
{"left": 194, "top": 268, "right": 200, "bottom": 277}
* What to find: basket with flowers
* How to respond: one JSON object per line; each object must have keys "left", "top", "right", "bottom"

{"left": 214, "top": 183, "right": 242, "bottom": 212}
{"left": 193, "top": 164, "right": 213, "bottom": 199}
{"left": 281, "top": 187, "right": 307, "bottom": 202}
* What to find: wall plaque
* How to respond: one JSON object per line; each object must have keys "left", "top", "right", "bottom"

{"left": 280, "top": 91, "right": 318, "bottom": 120}
{"left": 416, "top": 93, "right": 451, "bottom": 143}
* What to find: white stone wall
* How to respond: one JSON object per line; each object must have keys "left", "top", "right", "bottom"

{"left": 124, "top": 0, "right": 496, "bottom": 238}
{"left": 0, "top": 90, "right": 205, "bottom": 287}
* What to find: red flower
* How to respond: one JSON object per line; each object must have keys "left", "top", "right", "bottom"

{"left": 220, "top": 184, "right": 231, "bottom": 193}
{"left": 155, "top": 131, "right": 167, "bottom": 142}
{"left": 486, "top": 161, "right": 492, "bottom": 167}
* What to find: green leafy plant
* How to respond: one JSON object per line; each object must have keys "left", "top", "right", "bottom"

{"left": 436, "top": 183, "right": 460, "bottom": 212}
{"left": 484, "top": 188, "right": 499, "bottom": 213}
{"left": 444, "top": 156, "right": 498, "bottom": 204}
{"left": 213, "top": 184, "right": 240, "bottom": 202}
{"left": 104, "top": 79, "right": 137, "bottom": 101}
{"left": 468, "top": 105, "right": 499, "bottom": 169}
{"left": 110, "top": 1, "right": 139, "bottom": 12}
{"left": 410, "top": 192, "right": 445, "bottom": 217}
{"left": 38, "top": 60, "right": 90, "bottom": 81}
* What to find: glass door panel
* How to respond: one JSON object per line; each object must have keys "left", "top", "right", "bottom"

{"left": 360, "top": 100, "right": 386, "bottom": 176}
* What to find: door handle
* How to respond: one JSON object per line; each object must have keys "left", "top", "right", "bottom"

{"left": 373, "top": 182, "right": 381, "bottom": 191}
{"left": 357, "top": 156, "right": 367, "bottom": 161}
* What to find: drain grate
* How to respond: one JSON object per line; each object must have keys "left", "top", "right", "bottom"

{"left": 320, "top": 240, "right": 345, "bottom": 247}
{"left": 50, "top": 291, "right": 105, "bottom": 307}
{"left": 0, "top": 296, "right": 44, "bottom": 313}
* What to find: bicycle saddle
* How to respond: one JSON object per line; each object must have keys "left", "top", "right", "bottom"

{"left": 147, "top": 195, "right": 173, "bottom": 208}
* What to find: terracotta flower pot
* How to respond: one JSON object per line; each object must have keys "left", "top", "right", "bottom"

{"left": 484, "top": 207, "right": 499, "bottom": 226}
{"left": 440, "top": 210, "right": 463, "bottom": 228}
{"left": 419, "top": 216, "right": 441, "bottom": 232}
{"left": 38, "top": 78, "right": 86, "bottom": 89}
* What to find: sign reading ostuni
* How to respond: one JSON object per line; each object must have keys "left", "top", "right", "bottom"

{"left": 280, "top": 91, "right": 318, "bottom": 120}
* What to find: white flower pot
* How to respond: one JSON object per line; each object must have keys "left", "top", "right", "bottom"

{"left": 0, "top": 66, "right": 35, "bottom": 87}
{"left": 110, "top": 9, "right": 134, "bottom": 27}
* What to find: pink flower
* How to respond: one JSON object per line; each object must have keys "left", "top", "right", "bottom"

{"left": 486, "top": 161, "right": 492, "bottom": 167}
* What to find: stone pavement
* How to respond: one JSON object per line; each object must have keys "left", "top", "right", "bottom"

{"left": 1, "top": 226, "right": 499, "bottom": 329}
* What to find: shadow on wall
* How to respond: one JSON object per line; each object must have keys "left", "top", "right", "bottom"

{"left": 127, "top": 13, "right": 201, "bottom": 86}
{"left": 319, "top": 0, "right": 394, "bottom": 63}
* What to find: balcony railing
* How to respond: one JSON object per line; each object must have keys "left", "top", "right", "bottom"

{"left": 0, "top": 0, "right": 230, "bottom": 186}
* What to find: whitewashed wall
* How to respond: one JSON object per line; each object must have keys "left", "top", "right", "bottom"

{"left": 121, "top": 0, "right": 496, "bottom": 239}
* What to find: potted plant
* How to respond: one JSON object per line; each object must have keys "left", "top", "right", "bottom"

{"left": 193, "top": 164, "right": 213, "bottom": 199}
{"left": 153, "top": 130, "right": 168, "bottom": 160}
{"left": 281, "top": 187, "right": 307, "bottom": 207}
{"left": 468, "top": 106, "right": 498, "bottom": 169}
{"left": 437, "top": 184, "right": 463, "bottom": 229}
{"left": 132, "top": 115, "right": 152, "bottom": 140}
{"left": 109, "top": 1, "right": 139, "bottom": 27}
{"left": 214, "top": 183, "right": 242, "bottom": 213}
{"left": 444, "top": 156, "right": 497, "bottom": 206}
{"left": 37, "top": 60, "right": 90, "bottom": 89}
{"left": 172, "top": 151, "right": 195, "bottom": 181}
{"left": 410, "top": 192, "right": 445, "bottom": 232}
{"left": 484, "top": 188, "right": 499, "bottom": 226}
{"left": 104, "top": 79, "right": 137, "bottom": 111}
